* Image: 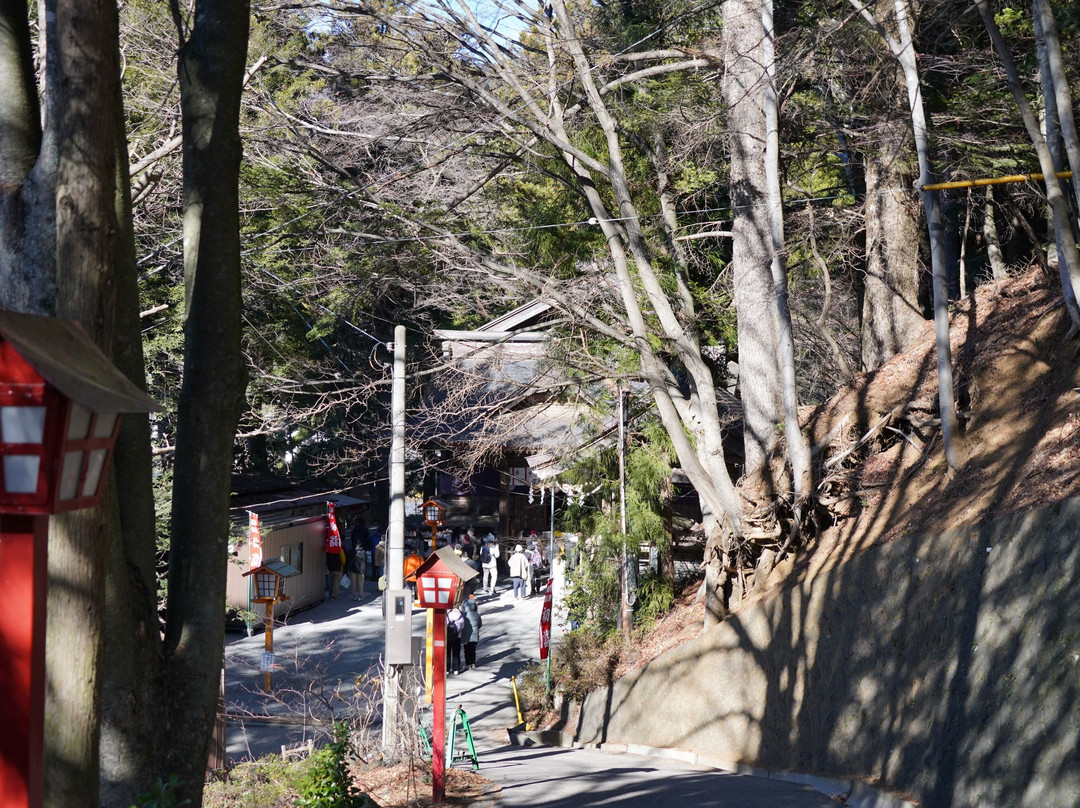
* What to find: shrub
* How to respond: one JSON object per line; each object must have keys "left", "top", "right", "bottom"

{"left": 549, "top": 627, "right": 622, "bottom": 701}
{"left": 130, "top": 775, "right": 190, "bottom": 808}
{"left": 514, "top": 662, "right": 551, "bottom": 716}
{"left": 295, "top": 723, "right": 370, "bottom": 808}
{"left": 633, "top": 571, "right": 674, "bottom": 631}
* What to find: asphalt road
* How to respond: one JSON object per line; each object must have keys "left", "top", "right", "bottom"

{"left": 223, "top": 580, "right": 846, "bottom": 807}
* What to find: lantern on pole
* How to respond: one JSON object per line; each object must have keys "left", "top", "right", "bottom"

{"left": 413, "top": 546, "right": 478, "bottom": 804}
{"left": 0, "top": 311, "right": 162, "bottom": 808}
{"left": 243, "top": 559, "right": 299, "bottom": 692}
{"left": 421, "top": 497, "right": 447, "bottom": 553}
{"left": 419, "top": 498, "right": 448, "bottom": 707}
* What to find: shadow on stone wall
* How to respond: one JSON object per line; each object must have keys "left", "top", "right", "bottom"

{"left": 575, "top": 498, "right": 1080, "bottom": 808}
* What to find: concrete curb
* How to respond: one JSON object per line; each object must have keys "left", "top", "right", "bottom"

{"left": 507, "top": 729, "right": 916, "bottom": 808}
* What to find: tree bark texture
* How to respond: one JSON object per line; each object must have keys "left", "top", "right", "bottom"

{"left": 162, "top": 0, "right": 250, "bottom": 800}
{"left": 852, "top": 0, "right": 960, "bottom": 467}
{"left": 45, "top": 1, "right": 121, "bottom": 807}
{"left": 861, "top": 116, "right": 924, "bottom": 371}
{"left": 724, "top": 0, "right": 783, "bottom": 493}
{"left": 1033, "top": 0, "right": 1080, "bottom": 217}
{"left": 762, "top": 0, "right": 811, "bottom": 507}
{"left": 0, "top": 0, "right": 55, "bottom": 315}
{"left": 984, "top": 187, "right": 1007, "bottom": 281}
{"left": 976, "top": 0, "right": 1080, "bottom": 336}
{"left": 99, "top": 44, "right": 165, "bottom": 805}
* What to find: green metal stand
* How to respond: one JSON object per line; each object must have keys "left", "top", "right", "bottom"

{"left": 447, "top": 706, "right": 479, "bottom": 771}
{"left": 418, "top": 722, "right": 432, "bottom": 758}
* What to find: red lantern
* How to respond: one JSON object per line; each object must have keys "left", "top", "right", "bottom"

{"left": 416, "top": 569, "right": 462, "bottom": 610}
{"left": 421, "top": 498, "right": 447, "bottom": 527}
{"left": 0, "top": 312, "right": 161, "bottom": 514}
{"left": 410, "top": 546, "right": 479, "bottom": 803}
{"left": 413, "top": 545, "right": 477, "bottom": 611}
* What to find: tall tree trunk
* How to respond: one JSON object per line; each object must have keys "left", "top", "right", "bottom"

{"left": 1034, "top": 2, "right": 1078, "bottom": 314}
{"left": 1034, "top": 0, "right": 1080, "bottom": 216}
{"left": 852, "top": 0, "right": 961, "bottom": 467}
{"left": 44, "top": 1, "right": 122, "bottom": 807}
{"left": 99, "top": 40, "right": 164, "bottom": 805}
{"left": 762, "top": 0, "right": 811, "bottom": 516}
{"left": 540, "top": 0, "right": 743, "bottom": 622}
{"left": 725, "top": 0, "right": 784, "bottom": 495}
{"left": 159, "top": 0, "right": 250, "bottom": 801}
{"left": 984, "top": 187, "right": 1007, "bottom": 281}
{"left": 860, "top": 117, "right": 924, "bottom": 370}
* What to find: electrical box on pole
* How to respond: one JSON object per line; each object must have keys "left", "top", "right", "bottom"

{"left": 384, "top": 589, "right": 414, "bottom": 665}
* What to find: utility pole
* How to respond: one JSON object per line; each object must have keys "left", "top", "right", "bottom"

{"left": 618, "top": 385, "right": 633, "bottom": 639}
{"left": 383, "top": 326, "right": 407, "bottom": 756}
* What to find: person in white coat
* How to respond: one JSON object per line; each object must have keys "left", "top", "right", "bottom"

{"left": 480, "top": 536, "right": 500, "bottom": 593}
{"left": 508, "top": 544, "right": 530, "bottom": 600}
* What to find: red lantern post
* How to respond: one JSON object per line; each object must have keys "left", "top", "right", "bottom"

{"left": 413, "top": 546, "right": 478, "bottom": 803}
{"left": 0, "top": 312, "right": 161, "bottom": 808}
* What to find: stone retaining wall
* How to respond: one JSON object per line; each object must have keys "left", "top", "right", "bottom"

{"left": 574, "top": 499, "right": 1080, "bottom": 807}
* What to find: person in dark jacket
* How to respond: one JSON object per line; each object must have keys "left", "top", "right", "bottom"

{"left": 462, "top": 551, "right": 482, "bottom": 597}
{"left": 461, "top": 595, "right": 482, "bottom": 669}
{"left": 344, "top": 532, "right": 366, "bottom": 601}
{"left": 446, "top": 607, "right": 465, "bottom": 675}
{"left": 325, "top": 549, "right": 343, "bottom": 599}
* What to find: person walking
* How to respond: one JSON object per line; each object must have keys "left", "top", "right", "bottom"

{"left": 403, "top": 544, "right": 423, "bottom": 601}
{"left": 508, "top": 544, "right": 529, "bottom": 600}
{"left": 373, "top": 538, "right": 386, "bottom": 583}
{"left": 446, "top": 607, "right": 465, "bottom": 675}
{"left": 461, "top": 595, "right": 482, "bottom": 669}
{"left": 480, "top": 536, "right": 500, "bottom": 594}
{"left": 463, "top": 552, "right": 482, "bottom": 597}
{"left": 325, "top": 548, "right": 343, "bottom": 599}
{"left": 344, "top": 533, "right": 366, "bottom": 601}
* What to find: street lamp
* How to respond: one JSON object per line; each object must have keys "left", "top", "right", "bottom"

{"left": 413, "top": 546, "right": 478, "bottom": 804}
{"left": 0, "top": 311, "right": 161, "bottom": 808}
{"left": 243, "top": 559, "right": 299, "bottom": 692}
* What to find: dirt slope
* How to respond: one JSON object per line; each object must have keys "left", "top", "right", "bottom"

{"left": 806, "top": 265, "right": 1080, "bottom": 572}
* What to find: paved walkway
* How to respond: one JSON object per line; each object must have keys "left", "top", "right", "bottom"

{"left": 223, "top": 582, "right": 855, "bottom": 806}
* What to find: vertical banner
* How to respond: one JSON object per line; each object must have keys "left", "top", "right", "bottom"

{"left": 326, "top": 502, "right": 342, "bottom": 552}
{"left": 248, "top": 511, "right": 262, "bottom": 569}
{"left": 539, "top": 578, "right": 553, "bottom": 660}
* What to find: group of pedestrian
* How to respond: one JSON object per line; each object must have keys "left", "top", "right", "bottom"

{"left": 445, "top": 594, "right": 483, "bottom": 675}
{"left": 324, "top": 515, "right": 509, "bottom": 673}
{"left": 326, "top": 516, "right": 388, "bottom": 601}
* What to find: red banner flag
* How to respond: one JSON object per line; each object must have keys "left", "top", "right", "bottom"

{"left": 326, "top": 502, "right": 342, "bottom": 552}
{"left": 249, "top": 512, "right": 262, "bottom": 569}
{"left": 539, "top": 578, "right": 553, "bottom": 660}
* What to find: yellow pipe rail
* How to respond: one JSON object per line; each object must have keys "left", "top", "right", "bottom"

{"left": 510, "top": 675, "right": 527, "bottom": 729}
{"left": 922, "top": 170, "right": 1072, "bottom": 191}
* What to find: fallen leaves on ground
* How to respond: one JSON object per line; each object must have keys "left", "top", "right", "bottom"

{"left": 350, "top": 761, "right": 500, "bottom": 807}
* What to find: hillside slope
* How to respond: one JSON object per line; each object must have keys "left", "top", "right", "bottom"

{"left": 806, "top": 265, "right": 1080, "bottom": 571}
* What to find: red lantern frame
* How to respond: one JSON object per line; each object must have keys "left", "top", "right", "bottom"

{"left": 415, "top": 569, "right": 464, "bottom": 610}
{"left": 0, "top": 321, "right": 138, "bottom": 514}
